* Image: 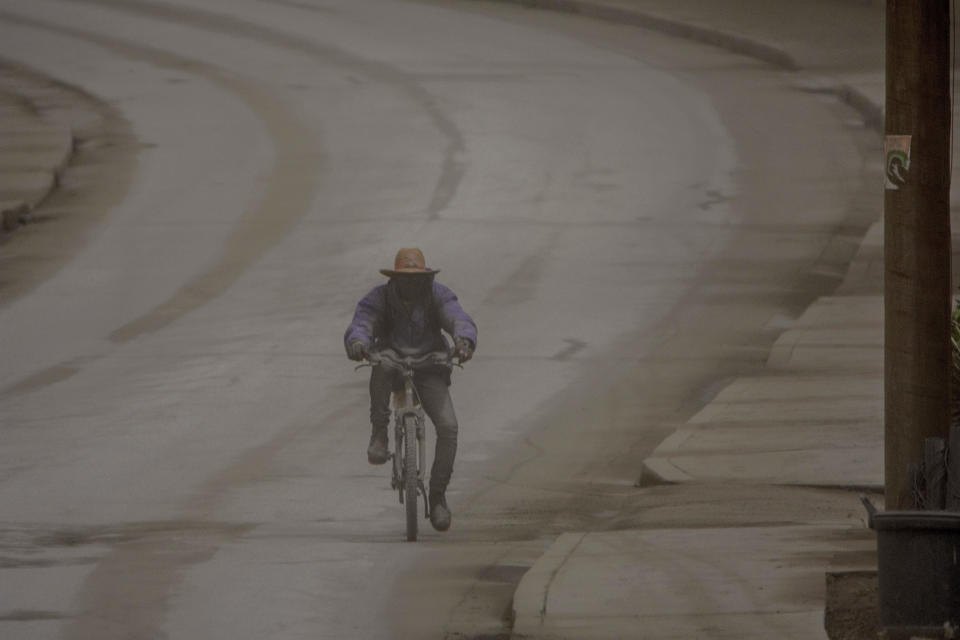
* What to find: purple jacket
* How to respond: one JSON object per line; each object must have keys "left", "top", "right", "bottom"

{"left": 344, "top": 282, "right": 478, "bottom": 357}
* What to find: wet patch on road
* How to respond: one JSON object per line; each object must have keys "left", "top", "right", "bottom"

{"left": 0, "top": 610, "right": 69, "bottom": 621}
{"left": 0, "top": 520, "right": 256, "bottom": 639}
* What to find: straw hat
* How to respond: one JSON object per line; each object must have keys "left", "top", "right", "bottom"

{"left": 379, "top": 248, "right": 440, "bottom": 277}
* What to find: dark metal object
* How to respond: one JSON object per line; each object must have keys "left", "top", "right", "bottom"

{"left": 947, "top": 425, "right": 960, "bottom": 510}
{"left": 925, "top": 437, "right": 948, "bottom": 510}
{"left": 872, "top": 511, "right": 960, "bottom": 635}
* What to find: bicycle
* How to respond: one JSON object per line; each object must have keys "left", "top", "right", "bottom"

{"left": 357, "top": 349, "right": 459, "bottom": 541}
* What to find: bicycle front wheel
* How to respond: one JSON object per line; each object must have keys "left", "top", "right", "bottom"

{"left": 403, "top": 415, "right": 419, "bottom": 542}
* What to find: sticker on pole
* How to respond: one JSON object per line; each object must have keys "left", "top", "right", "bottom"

{"left": 885, "top": 135, "right": 911, "bottom": 190}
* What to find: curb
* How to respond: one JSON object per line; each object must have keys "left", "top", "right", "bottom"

{"left": 836, "top": 84, "right": 883, "bottom": 133}
{"left": 487, "top": 0, "right": 884, "bottom": 133}
{"left": 511, "top": 532, "right": 586, "bottom": 638}
{"left": 488, "top": 0, "right": 799, "bottom": 70}
{"left": 637, "top": 427, "right": 695, "bottom": 485}
{"left": 0, "top": 199, "right": 29, "bottom": 232}
{"left": 638, "top": 455, "right": 692, "bottom": 485}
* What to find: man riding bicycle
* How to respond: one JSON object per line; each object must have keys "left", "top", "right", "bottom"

{"left": 344, "top": 248, "right": 477, "bottom": 532}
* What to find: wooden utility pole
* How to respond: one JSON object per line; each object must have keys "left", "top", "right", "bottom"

{"left": 884, "top": 0, "right": 952, "bottom": 509}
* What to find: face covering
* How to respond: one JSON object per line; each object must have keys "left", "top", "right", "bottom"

{"left": 393, "top": 275, "right": 432, "bottom": 305}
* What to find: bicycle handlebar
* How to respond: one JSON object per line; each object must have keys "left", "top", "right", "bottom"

{"left": 356, "top": 349, "right": 460, "bottom": 373}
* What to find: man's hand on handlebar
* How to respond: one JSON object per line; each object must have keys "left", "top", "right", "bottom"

{"left": 453, "top": 337, "right": 474, "bottom": 363}
{"left": 347, "top": 340, "right": 370, "bottom": 362}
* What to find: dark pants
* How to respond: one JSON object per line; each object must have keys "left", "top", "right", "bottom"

{"left": 369, "top": 365, "right": 458, "bottom": 493}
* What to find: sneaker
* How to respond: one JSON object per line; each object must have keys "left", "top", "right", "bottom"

{"left": 429, "top": 491, "right": 451, "bottom": 532}
{"left": 367, "top": 429, "right": 389, "bottom": 465}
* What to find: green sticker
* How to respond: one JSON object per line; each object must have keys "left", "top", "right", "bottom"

{"left": 885, "top": 135, "right": 911, "bottom": 190}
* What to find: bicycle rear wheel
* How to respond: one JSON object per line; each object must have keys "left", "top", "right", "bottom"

{"left": 403, "top": 415, "right": 419, "bottom": 541}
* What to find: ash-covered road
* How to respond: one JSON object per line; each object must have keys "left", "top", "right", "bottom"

{"left": 0, "top": 1, "right": 875, "bottom": 638}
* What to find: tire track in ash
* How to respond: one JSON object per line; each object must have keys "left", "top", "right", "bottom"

{"left": 0, "top": 3, "right": 466, "bottom": 636}
{"left": 0, "top": 10, "right": 327, "bottom": 639}
{"left": 2, "top": 0, "right": 468, "bottom": 396}
{"left": 75, "top": 0, "right": 467, "bottom": 222}
{"left": 0, "top": 6, "right": 322, "bottom": 399}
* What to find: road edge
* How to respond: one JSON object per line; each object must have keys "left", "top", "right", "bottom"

{"left": 482, "top": 0, "right": 883, "bottom": 135}
{"left": 0, "top": 61, "right": 76, "bottom": 235}
{"left": 504, "top": 0, "right": 886, "bottom": 633}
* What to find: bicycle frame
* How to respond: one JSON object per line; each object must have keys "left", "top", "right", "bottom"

{"left": 390, "top": 372, "right": 429, "bottom": 518}
{"left": 357, "top": 349, "right": 457, "bottom": 539}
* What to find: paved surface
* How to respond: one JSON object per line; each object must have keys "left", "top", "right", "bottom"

{"left": 1, "top": 1, "right": 845, "bottom": 638}
{"left": 0, "top": 1, "right": 902, "bottom": 639}
{"left": 0, "top": 63, "right": 74, "bottom": 232}
{"left": 514, "top": 526, "right": 875, "bottom": 639}
{"left": 501, "top": 1, "right": 892, "bottom": 638}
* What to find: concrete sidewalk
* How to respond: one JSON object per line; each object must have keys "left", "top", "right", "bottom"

{"left": 513, "top": 526, "right": 876, "bottom": 639}
{"left": 506, "top": 1, "right": 890, "bottom": 638}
